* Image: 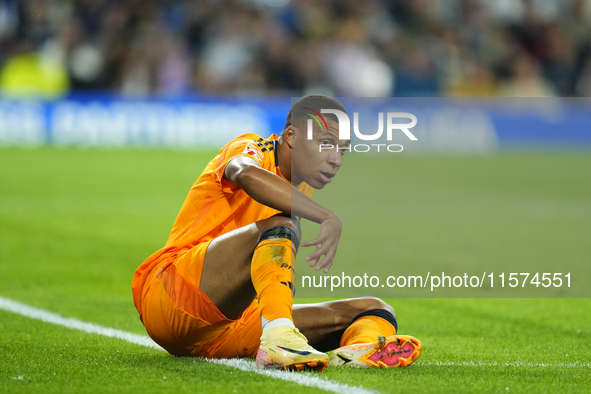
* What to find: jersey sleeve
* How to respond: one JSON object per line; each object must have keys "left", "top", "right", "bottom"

{"left": 214, "top": 136, "right": 269, "bottom": 194}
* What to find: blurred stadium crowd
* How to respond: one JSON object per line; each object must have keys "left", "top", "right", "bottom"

{"left": 1, "top": 0, "right": 591, "bottom": 98}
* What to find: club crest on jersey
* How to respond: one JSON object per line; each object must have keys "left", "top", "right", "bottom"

{"left": 243, "top": 143, "right": 264, "bottom": 162}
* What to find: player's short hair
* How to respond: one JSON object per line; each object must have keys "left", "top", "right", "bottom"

{"left": 283, "top": 94, "right": 347, "bottom": 132}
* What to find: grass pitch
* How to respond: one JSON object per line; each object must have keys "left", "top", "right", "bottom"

{"left": 1, "top": 147, "right": 590, "bottom": 393}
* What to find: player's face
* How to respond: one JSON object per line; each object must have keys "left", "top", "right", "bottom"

{"left": 291, "top": 119, "right": 350, "bottom": 189}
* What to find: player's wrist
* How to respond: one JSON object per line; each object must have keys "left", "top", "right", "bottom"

{"left": 322, "top": 211, "right": 341, "bottom": 225}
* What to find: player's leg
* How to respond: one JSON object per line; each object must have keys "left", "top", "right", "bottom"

{"left": 292, "top": 297, "right": 422, "bottom": 368}
{"left": 200, "top": 213, "right": 329, "bottom": 370}
{"left": 140, "top": 213, "right": 300, "bottom": 359}
{"left": 292, "top": 297, "right": 396, "bottom": 350}
{"left": 199, "top": 213, "right": 300, "bottom": 320}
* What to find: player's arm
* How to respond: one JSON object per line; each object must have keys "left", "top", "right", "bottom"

{"left": 225, "top": 156, "right": 341, "bottom": 273}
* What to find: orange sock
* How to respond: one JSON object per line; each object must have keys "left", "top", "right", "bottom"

{"left": 251, "top": 235, "right": 297, "bottom": 323}
{"left": 340, "top": 313, "right": 397, "bottom": 347}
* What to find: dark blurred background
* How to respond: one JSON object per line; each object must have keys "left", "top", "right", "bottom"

{"left": 1, "top": 0, "right": 591, "bottom": 98}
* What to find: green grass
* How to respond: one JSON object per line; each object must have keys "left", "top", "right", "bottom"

{"left": 1, "top": 147, "right": 590, "bottom": 393}
{"left": 301, "top": 153, "right": 591, "bottom": 298}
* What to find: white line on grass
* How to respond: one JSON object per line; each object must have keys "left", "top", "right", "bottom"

{"left": 0, "top": 296, "right": 376, "bottom": 394}
{"left": 0, "top": 296, "right": 164, "bottom": 350}
{"left": 2, "top": 296, "right": 588, "bottom": 389}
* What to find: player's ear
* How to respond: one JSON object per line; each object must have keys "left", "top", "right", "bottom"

{"left": 285, "top": 125, "right": 295, "bottom": 149}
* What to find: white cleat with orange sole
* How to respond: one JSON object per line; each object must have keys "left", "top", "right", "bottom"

{"left": 327, "top": 335, "right": 422, "bottom": 368}
{"left": 256, "top": 326, "right": 330, "bottom": 371}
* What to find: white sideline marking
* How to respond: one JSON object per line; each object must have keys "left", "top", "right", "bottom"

{"left": 2, "top": 296, "right": 588, "bottom": 390}
{"left": 0, "top": 296, "right": 164, "bottom": 350}
{"left": 0, "top": 296, "right": 376, "bottom": 394}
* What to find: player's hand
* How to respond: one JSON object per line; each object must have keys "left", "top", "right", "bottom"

{"left": 301, "top": 212, "right": 342, "bottom": 273}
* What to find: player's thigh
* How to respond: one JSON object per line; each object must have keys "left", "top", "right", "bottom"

{"left": 206, "top": 300, "right": 263, "bottom": 359}
{"left": 200, "top": 213, "right": 301, "bottom": 319}
{"left": 140, "top": 245, "right": 238, "bottom": 357}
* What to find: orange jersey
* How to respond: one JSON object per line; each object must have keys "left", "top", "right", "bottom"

{"left": 132, "top": 133, "right": 314, "bottom": 314}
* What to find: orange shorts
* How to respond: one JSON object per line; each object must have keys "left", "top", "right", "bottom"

{"left": 138, "top": 241, "right": 263, "bottom": 358}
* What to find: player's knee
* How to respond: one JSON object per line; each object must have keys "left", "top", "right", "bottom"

{"left": 259, "top": 214, "right": 301, "bottom": 244}
{"left": 257, "top": 224, "right": 301, "bottom": 252}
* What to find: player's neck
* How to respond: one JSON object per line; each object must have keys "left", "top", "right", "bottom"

{"left": 277, "top": 136, "right": 295, "bottom": 184}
